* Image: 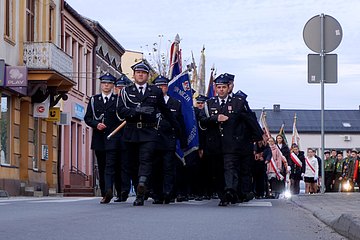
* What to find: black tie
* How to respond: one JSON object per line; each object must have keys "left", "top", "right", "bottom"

{"left": 220, "top": 99, "right": 225, "bottom": 107}
{"left": 139, "top": 86, "right": 144, "bottom": 96}
{"left": 104, "top": 96, "right": 108, "bottom": 105}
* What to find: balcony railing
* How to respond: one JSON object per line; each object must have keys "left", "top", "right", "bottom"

{"left": 23, "top": 42, "right": 73, "bottom": 79}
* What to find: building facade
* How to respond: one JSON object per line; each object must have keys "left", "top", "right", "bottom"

{"left": 58, "top": 2, "right": 96, "bottom": 195}
{"left": 0, "top": 0, "right": 74, "bottom": 196}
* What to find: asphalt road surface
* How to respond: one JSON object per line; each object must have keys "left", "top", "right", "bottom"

{"left": 0, "top": 197, "right": 346, "bottom": 240}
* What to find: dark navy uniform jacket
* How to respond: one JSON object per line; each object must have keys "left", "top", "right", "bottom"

{"left": 156, "top": 96, "right": 187, "bottom": 151}
{"left": 117, "top": 84, "right": 180, "bottom": 143}
{"left": 84, "top": 93, "right": 122, "bottom": 151}
{"left": 200, "top": 96, "right": 259, "bottom": 155}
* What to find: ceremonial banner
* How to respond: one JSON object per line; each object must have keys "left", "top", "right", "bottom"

{"left": 206, "top": 67, "right": 216, "bottom": 98}
{"left": 291, "top": 113, "right": 301, "bottom": 148}
{"left": 168, "top": 71, "right": 199, "bottom": 161}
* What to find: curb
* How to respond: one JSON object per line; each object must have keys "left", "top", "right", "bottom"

{"left": 292, "top": 197, "right": 360, "bottom": 240}
{"left": 330, "top": 214, "right": 360, "bottom": 240}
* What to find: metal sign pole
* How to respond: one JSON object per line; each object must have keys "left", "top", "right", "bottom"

{"left": 320, "top": 13, "right": 326, "bottom": 194}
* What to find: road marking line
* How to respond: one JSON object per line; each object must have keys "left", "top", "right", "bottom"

{"left": 29, "top": 198, "right": 97, "bottom": 203}
{"left": 238, "top": 201, "right": 272, "bottom": 207}
{"left": 178, "top": 201, "right": 210, "bottom": 205}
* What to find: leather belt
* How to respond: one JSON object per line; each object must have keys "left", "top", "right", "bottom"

{"left": 127, "top": 122, "right": 157, "bottom": 129}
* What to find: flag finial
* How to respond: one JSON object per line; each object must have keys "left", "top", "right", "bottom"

{"left": 174, "top": 34, "right": 180, "bottom": 43}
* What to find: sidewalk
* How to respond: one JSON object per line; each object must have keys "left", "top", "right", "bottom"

{"left": 291, "top": 192, "right": 360, "bottom": 240}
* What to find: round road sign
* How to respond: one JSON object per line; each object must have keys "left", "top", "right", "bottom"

{"left": 38, "top": 106, "right": 45, "bottom": 113}
{"left": 303, "top": 14, "right": 342, "bottom": 53}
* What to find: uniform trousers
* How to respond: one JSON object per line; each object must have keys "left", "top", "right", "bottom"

{"left": 237, "top": 153, "right": 254, "bottom": 197}
{"left": 125, "top": 141, "right": 156, "bottom": 187}
{"left": 103, "top": 150, "right": 120, "bottom": 192}
{"left": 152, "top": 150, "right": 176, "bottom": 199}
{"left": 325, "top": 171, "right": 334, "bottom": 192}
{"left": 95, "top": 150, "right": 106, "bottom": 197}
{"left": 223, "top": 153, "right": 240, "bottom": 192}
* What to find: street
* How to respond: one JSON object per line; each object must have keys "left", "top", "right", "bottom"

{"left": 0, "top": 197, "right": 345, "bottom": 240}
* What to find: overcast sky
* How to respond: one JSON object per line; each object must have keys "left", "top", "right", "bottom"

{"left": 67, "top": 0, "right": 360, "bottom": 110}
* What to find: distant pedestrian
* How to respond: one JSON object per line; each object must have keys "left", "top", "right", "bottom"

{"left": 323, "top": 150, "right": 335, "bottom": 192}
{"left": 289, "top": 144, "right": 305, "bottom": 195}
{"left": 304, "top": 148, "right": 319, "bottom": 194}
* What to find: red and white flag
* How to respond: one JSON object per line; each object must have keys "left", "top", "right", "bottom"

{"left": 291, "top": 113, "right": 301, "bottom": 148}
{"left": 259, "top": 109, "right": 271, "bottom": 139}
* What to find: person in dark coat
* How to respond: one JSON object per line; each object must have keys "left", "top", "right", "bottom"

{"left": 151, "top": 75, "right": 186, "bottom": 204}
{"left": 117, "top": 62, "right": 180, "bottom": 206}
{"left": 113, "top": 76, "right": 133, "bottom": 202}
{"left": 289, "top": 144, "right": 305, "bottom": 194}
{"left": 84, "top": 73, "right": 122, "bottom": 204}
{"left": 200, "top": 73, "right": 260, "bottom": 206}
{"left": 253, "top": 139, "right": 268, "bottom": 198}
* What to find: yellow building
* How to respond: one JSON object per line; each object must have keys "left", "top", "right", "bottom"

{"left": 0, "top": 0, "right": 74, "bottom": 196}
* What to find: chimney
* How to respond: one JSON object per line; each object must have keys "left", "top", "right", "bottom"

{"left": 273, "top": 104, "right": 280, "bottom": 112}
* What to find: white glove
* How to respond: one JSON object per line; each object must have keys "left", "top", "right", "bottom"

{"left": 301, "top": 173, "right": 304, "bottom": 178}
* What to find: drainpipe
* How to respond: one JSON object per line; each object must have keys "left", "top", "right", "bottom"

{"left": 91, "top": 36, "right": 98, "bottom": 192}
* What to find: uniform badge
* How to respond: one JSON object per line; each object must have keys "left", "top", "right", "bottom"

{"left": 111, "top": 97, "right": 115, "bottom": 101}
{"left": 214, "top": 110, "right": 218, "bottom": 114}
{"left": 228, "top": 106, "right": 232, "bottom": 111}
{"left": 98, "top": 96, "right": 102, "bottom": 101}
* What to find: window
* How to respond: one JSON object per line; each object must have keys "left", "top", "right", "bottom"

{"left": 26, "top": 0, "right": 35, "bottom": 42}
{"left": 48, "top": 5, "right": 55, "bottom": 41}
{"left": 0, "top": 94, "right": 11, "bottom": 165}
{"left": 4, "top": 0, "right": 14, "bottom": 41}
{"left": 33, "top": 117, "right": 40, "bottom": 170}
{"left": 78, "top": 44, "right": 83, "bottom": 91}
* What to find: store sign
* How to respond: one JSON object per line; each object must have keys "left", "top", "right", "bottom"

{"left": 47, "top": 107, "right": 60, "bottom": 121}
{"left": 72, "top": 102, "right": 85, "bottom": 120}
{"left": 0, "top": 59, "right": 5, "bottom": 86}
{"left": 33, "top": 97, "right": 50, "bottom": 118}
{"left": 5, "top": 66, "right": 28, "bottom": 87}
{"left": 8, "top": 86, "right": 27, "bottom": 95}
{"left": 41, "top": 145, "right": 49, "bottom": 160}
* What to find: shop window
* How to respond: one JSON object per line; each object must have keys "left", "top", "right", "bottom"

{"left": 0, "top": 94, "right": 10, "bottom": 165}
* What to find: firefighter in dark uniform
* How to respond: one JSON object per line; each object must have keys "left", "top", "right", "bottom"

{"left": 233, "top": 88, "right": 263, "bottom": 202}
{"left": 151, "top": 75, "right": 186, "bottom": 204}
{"left": 193, "top": 94, "right": 211, "bottom": 200}
{"left": 113, "top": 75, "right": 132, "bottom": 202}
{"left": 117, "top": 62, "right": 180, "bottom": 206}
{"left": 84, "top": 73, "right": 122, "bottom": 204}
{"left": 200, "top": 73, "right": 253, "bottom": 206}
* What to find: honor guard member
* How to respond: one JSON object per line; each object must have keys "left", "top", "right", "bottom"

{"left": 200, "top": 73, "right": 253, "bottom": 206}
{"left": 84, "top": 73, "right": 122, "bottom": 204}
{"left": 151, "top": 75, "right": 186, "bottom": 204}
{"left": 117, "top": 62, "right": 180, "bottom": 206}
{"left": 114, "top": 74, "right": 132, "bottom": 94}
{"left": 112, "top": 74, "right": 133, "bottom": 202}
{"left": 193, "top": 94, "right": 211, "bottom": 200}
{"left": 324, "top": 150, "right": 335, "bottom": 192}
